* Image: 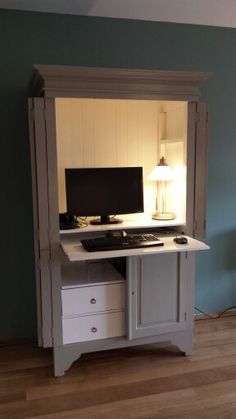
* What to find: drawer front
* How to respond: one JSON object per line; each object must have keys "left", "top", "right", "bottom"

{"left": 63, "top": 311, "right": 125, "bottom": 344}
{"left": 62, "top": 282, "right": 125, "bottom": 316}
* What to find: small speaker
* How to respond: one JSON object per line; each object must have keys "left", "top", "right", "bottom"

{"left": 59, "top": 212, "right": 79, "bottom": 230}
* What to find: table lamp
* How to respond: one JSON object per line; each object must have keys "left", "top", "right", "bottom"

{"left": 148, "top": 156, "right": 175, "bottom": 220}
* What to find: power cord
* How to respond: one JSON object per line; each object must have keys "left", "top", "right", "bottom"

{"left": 77, "top": 217, "right": 89, "bottom": 227}
{"left": 194, "top": 305, "right": 236, "bottom": 319}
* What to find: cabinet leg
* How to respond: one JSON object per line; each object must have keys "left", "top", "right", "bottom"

{"left": 53, "top": 345, "right": 82, "bottom": 377}
{"left": 171, "top": 330, "right": 193, "bottom": 356}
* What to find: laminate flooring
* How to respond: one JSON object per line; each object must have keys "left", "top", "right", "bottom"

{"left": 1, "top": 317, "right": 236, "bottom": 418}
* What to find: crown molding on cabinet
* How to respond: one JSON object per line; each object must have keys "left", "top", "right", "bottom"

{"left": 31, "top": 64, "right": 211, "bottom": 101}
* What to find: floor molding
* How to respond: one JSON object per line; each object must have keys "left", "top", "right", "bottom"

{"left": 194, "top": 308, "right": 236, "bottom": 320}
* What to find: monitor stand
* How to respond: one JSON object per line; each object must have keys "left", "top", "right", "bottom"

{"left": 90, "top": 215, "right": 122, "bottom": 225}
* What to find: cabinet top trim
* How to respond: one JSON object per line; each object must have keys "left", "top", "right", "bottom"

{"left": 31, "top": 64, "right": 210, "bottom": 101}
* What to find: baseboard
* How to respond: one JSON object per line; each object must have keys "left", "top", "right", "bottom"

{"left": 194, "top": 308, "right": 236, "bottom": 320}
{"left": 0, "top": 337, "right": 37, "bottom": 347}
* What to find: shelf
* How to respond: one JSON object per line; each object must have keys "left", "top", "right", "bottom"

{"left": 61, "top": 260, "right": 125, "bottom": 289}
{"left": 61, "top": 235, "right": 209, "bottom": 262}
{"left": 160, "top": 137, "right": 184, "bottom": 144}
{"left": 60, "top": 216, "right": 185, "bottom": 235}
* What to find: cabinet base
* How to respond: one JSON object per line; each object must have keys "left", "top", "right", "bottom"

{"left": 53, "top": 329, "right": 192, "bottom": 376}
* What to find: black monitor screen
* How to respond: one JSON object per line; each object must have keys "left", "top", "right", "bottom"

{"left": 65, "top": 167, "right": 144, "bottom": 225}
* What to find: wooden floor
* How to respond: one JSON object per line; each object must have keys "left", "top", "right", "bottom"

{"left": 1, "top": 317, "right": 236, "bottom": 418}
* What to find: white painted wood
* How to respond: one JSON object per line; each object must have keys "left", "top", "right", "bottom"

{"left": 60, "top": 215, "right": 185, "bottom": 235}
{"left": 185, "top": 102, "right": 197, "bottom": 236}
{"left": 28, "top": 98, "right": 43, "bottom": 346}
{"left": 55, "top": 98, "right": 166, "bottom": 216}
{"left": 28, "top": 98, "right": 53, "bottom": 347}
{"left": 164, "top": 104, "right": 186, "bottom": 140}
{"left": 62, "top": 311, "right": 125, "bottom": 344}
{"left": 128, "top": 252, "right": 189, "bottom": 339}
{"left": 45, "top": 98, "right": 64, "bottom": 347}
{"left": 61, "top": 234, "right": 210, "bottom": 262}
{"left": 55, "top": 98, "right": 195, "bottom": 224}
{"left": 33, "top": 65, "right": 209, "bottom": 101}
{"left": 182, "top": 252, "right": 195, "bottom": 329}
{"left": 61, "top": 260, "right": 125, "bottom": 288}
{"left": 39, "top": 249, "right": 53, "bottom": 347}
{"left": 82, "top": 99, "right": 96, "bottom": 167}
{"left": 140, "top": 253, "right": 178, "bottom": 324}
{"left": 127, "top": 100, "right": 139, "bottom": 166}
{"left": 116, "top": 100, "right": 128, "bottom": 166}
{"left": 159, "top": 102, "right": 187, "bottom": 222}
{"left": 29, "top": 65, "right": 209, "bottom": 376}
{"left": 194, "top": 102, "right": 208, "bottom": 239}
{"left": 33, "top": 98, "right": 50, "bottom": 250}
{"left": 62, "top": 282, "right": 125, "bottom": 316}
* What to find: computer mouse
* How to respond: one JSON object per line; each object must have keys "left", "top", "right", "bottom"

{"left": 174, "top": 236, "right": 188, "bottom": 244}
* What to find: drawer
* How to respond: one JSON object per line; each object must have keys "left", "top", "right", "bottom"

{"left": 62, "top": 282, "right": 125, "bottom": 316}
{"left": 62, "top": 311, "right": 125, "bottom": 344}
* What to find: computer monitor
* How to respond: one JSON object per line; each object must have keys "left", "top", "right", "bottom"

{"left": 65, "top": 167, "right": 144, "bottom": 225}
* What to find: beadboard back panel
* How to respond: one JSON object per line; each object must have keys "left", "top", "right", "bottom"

{"left": 55, "top": 98, "right": 186, "bottom": 220}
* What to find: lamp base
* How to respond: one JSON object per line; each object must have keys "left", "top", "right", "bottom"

{"left": 152, "top": 211, "right": 176, "bottom": 221}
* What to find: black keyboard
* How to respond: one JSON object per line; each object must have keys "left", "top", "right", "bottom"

{"left": 81, "top": 233, "right": 164, "bottom": 252}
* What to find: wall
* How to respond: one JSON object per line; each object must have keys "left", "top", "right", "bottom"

{"left": 1, "top": 8, "right": 236, "bottom": 339}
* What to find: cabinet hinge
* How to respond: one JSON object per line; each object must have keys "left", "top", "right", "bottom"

{"left": 185, "top": 312, "right": 187, "bottom": 321}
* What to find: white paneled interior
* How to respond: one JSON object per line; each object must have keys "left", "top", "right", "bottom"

{"left": 55, "top": 98, "right": 187, "bottom": 222}
{"left": 159, "top": 101, "right": 187, "bottom": 222}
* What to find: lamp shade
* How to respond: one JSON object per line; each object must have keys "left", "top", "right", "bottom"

{"left": 148, "top": 157, "right": 174, "bottom": 181}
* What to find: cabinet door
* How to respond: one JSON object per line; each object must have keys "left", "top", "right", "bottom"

{"left": 194, "top": 102, "right": 208, "bottom": 239}
{"left": 187, "top": 102, "right": 208, "bottom": 239}
{"left": 28, "top": 98, "right": 52, "bottom": 347}
{"left": 127, "top": 253, "right": 193, "bottom": 340}
{"left": 28, "top": 97, "right": 62, "bottom": 348}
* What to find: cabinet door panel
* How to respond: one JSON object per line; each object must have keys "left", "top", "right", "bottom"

{"left": 140, "top": 253, "right": 178, "bottom": 325}
{"left": 28, "top": 98, "right": 52, "bottom": 347}
{"left": 187, "top": 102, "right": 208, "bottom": 238}
{"left": 194, "top": 102, "right": 208, "bottom": 239}
{"left": 127, "top": 253, "right": 189, "bottom": 340}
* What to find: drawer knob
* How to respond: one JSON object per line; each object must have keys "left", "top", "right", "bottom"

{"left": 90, "top": 298, "right": 96, "bottom": 304}
{"left": 91, "top": 327, "right": 97, "bottom": 333}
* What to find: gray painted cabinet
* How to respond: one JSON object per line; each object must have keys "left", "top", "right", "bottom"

{"left": 28, "top": 65, "right": 209, "bottom": 376}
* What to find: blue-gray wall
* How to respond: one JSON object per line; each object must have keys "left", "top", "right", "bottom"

{"left": 1, "top": 9, "right": 236, "bottom": 339}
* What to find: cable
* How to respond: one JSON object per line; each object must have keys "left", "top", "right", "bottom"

{"left": 194, "top": 305, "right": 236, "bottom": 319}
{"left": 77, "top": 217, "right": 89, "bottom": 227}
